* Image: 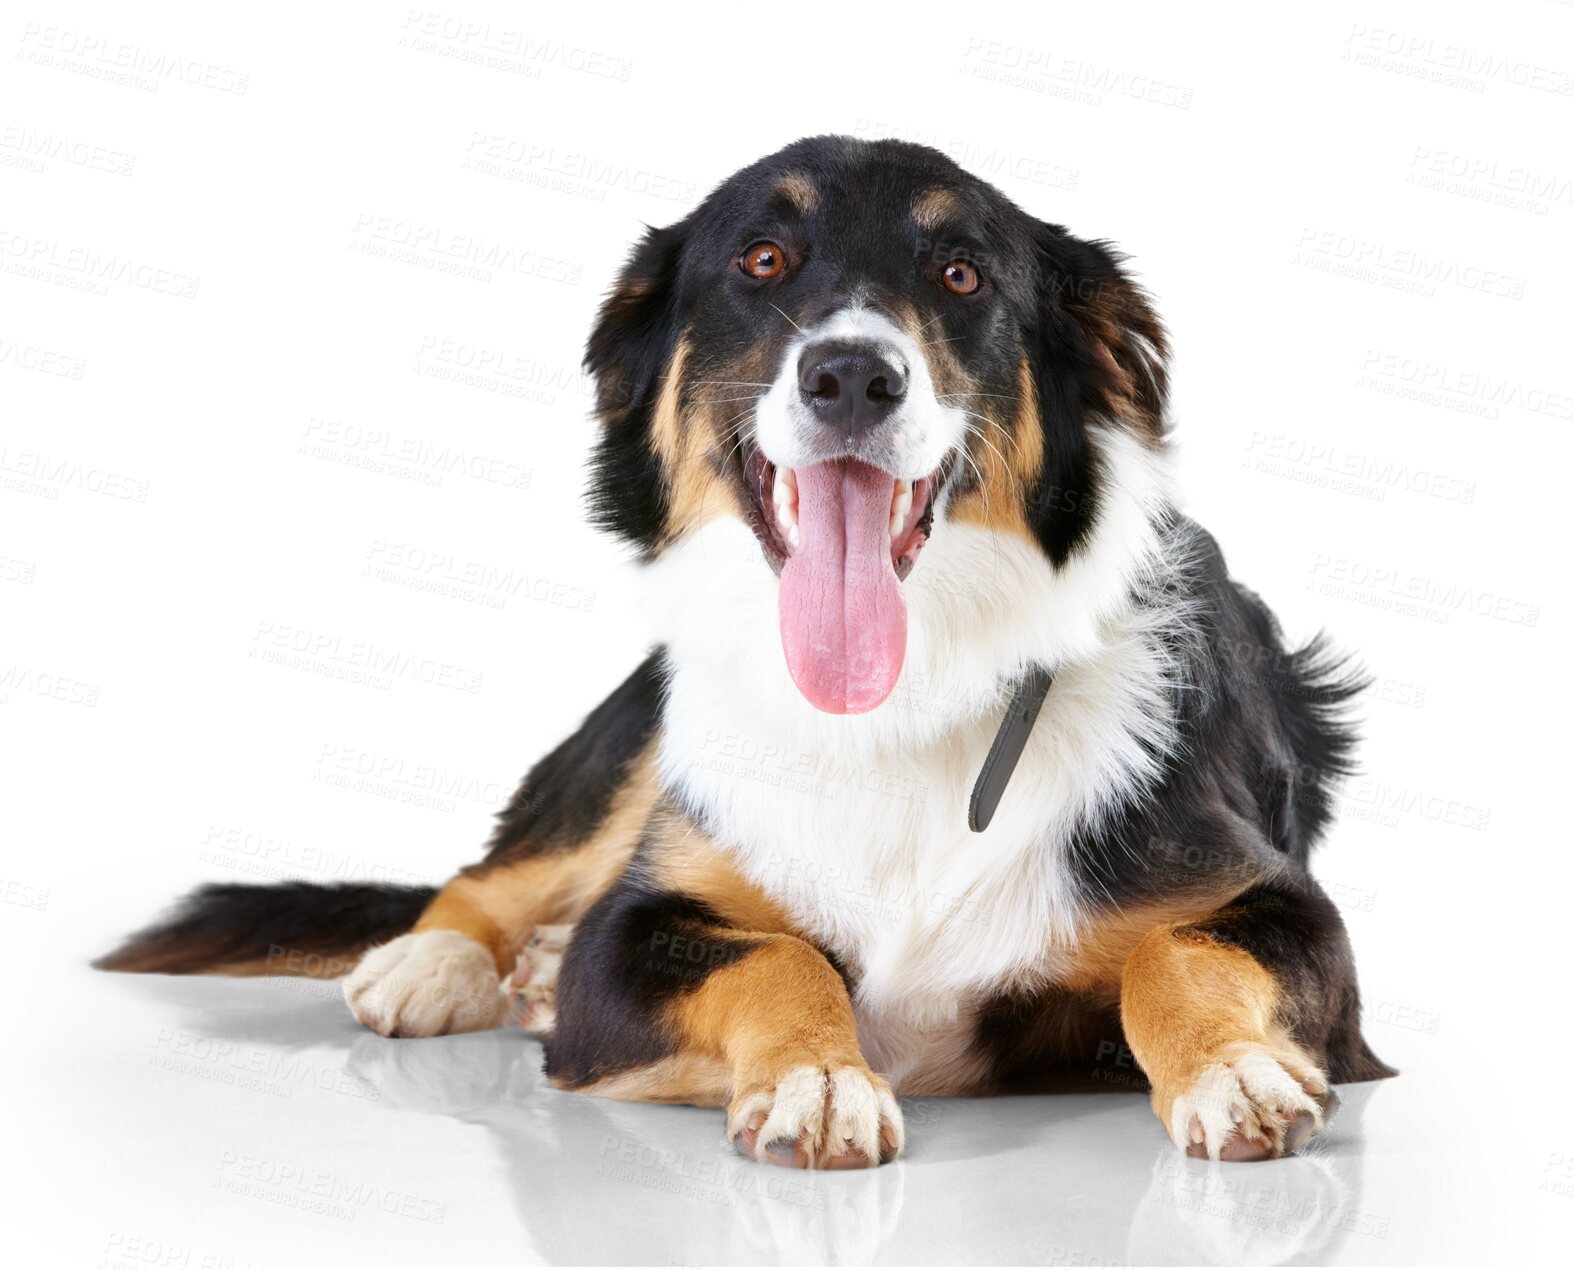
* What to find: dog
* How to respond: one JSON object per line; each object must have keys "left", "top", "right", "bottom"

{"left": 99, "top": 135, "right": 1394, "bottom": 1169}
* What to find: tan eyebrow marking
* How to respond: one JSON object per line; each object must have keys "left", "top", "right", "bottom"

{"left": 912, "top": 187, "right": 960, "bottom": 231}
{"left": 773, "top": 172, "right": 819, "bottom": 214}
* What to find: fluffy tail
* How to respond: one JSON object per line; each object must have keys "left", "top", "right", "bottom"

{"left": 94, "top": 881, "right": 437, "bottom": 978}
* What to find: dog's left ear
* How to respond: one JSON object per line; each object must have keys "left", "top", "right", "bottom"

{"left": 583, "top": 220, "right": 689, "bottom": 555}
{"left": 1025, "top": 225, "right": 1170, "bottom": 563}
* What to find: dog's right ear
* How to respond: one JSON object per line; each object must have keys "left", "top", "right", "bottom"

{"left": 584, "top": 220, "right": 689, "bottom": 555}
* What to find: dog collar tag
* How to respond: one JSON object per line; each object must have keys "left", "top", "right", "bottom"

{"left": 968, "top": 665, "right": 1054, "bottom": 833}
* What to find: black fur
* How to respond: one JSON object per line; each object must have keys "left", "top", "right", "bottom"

{"left": 545, "top": 864, "right": 760, "bottom": 1088}
{"left": 1065, "top": 519, "right": 1367, "bottom": 909}
{"left": 585, "top": 230, "right": 688, "bottom": 554}
{"left": 1193, "top": 881, "right": 1398, "bottom": 1084}
{"left": 94, "top": 881, "right": 435, "bottom": 975}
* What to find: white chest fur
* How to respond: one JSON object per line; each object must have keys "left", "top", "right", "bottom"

{"left": 647, "top": 428, "right": 1180, "bottom": 1087}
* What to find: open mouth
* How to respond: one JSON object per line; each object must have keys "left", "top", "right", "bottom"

{"left": 743, "top": 443, "right": 949, "bottom": 715}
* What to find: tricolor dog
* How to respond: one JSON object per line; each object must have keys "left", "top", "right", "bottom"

{"left": 100, "top": 136, "right": 1392, "bottom": 1168}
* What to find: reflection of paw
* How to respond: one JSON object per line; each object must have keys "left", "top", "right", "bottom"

{"left": 728, "top": 1065, "right": 904, "bottom": 1169}
{"left": 1162, "top": 1042, "right": 1334, "bottom": 1161}
{"left": 504, "top": 923, "right": 571, "bottom": 1034}
{"left": 346, "top": 1030, "right": 515, "bottom": 1114}
{"left": 1129, "top": 1133, "right": 1349, "bottom": 1265}
{"left": 343, "top": 931, "right": 503, "bottom": 1037}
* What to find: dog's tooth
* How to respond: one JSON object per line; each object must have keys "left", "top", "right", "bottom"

{"left": 772, "top": 466, "right": 797, "bottom": 506}
{"left": 772, "top": 467, "right": 799, "bottom": 544}
{"left": 889, "top": 483, "right": 913, "bottom": 540}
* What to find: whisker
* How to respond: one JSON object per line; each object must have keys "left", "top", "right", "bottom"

{"left": 770, "top": 304, "right": 804, "bottom": 334}
{"left": 955, "top": 409, "right": 1022, "bottom": 458}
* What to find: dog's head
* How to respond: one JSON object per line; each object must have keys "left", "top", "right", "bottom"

{"left": 585, "top": 136, "right": 1168, "bottom": 715}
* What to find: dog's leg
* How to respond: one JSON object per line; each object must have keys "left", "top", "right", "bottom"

{"left": 545, "top": 827, "right": 904, "bottom": 1169}
{"left": 342, "top": 831, "right": 646, "bottom": 1038}
{"left": 343, "top": 656, "right": 663, "bottom": 1037}
{"left": 1120, "top": 879, "right": 1392, "bottom": 1160}
{"left": 340, "top": 881, "right": 510, "bottom": 1038}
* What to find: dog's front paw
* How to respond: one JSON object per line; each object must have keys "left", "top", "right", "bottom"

{"left": 1159, "top": 1041, "right": 1335, "bottom": 1161}
{"left": 727, "top": 1064, "right": 904, "bottom": 1170}
{"left": 503, "top": 923, "right": 572, "bottom": 1034}
{"left": 343, "top": 930, "right": 503, "bottom": 1037}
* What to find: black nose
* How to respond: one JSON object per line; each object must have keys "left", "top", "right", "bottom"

{"left": 797, "top": 341, "right": 908, "bottom": 434}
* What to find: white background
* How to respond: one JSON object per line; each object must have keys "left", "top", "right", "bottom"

{"left": 2, "top": 1, "right": 1570, "bottom": 1265}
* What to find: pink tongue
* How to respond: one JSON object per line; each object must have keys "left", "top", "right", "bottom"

{"left": 778, "top": 459, "right": 906, "bottom": 714}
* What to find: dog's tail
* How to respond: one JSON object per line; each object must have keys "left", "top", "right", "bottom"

{"left": 93, "top": 881, "right": 437, "bottom": 978}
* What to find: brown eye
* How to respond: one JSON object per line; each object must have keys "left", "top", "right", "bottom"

{"left": 941, "top": 259, "right": 981, "bottom": 296}
{"left": 739, "top": 241, "right": 787, "bottom": 279}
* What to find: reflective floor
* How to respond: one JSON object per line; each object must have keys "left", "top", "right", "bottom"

{"left": 15, "top": 969, "right": 1567, "bottom": 1266}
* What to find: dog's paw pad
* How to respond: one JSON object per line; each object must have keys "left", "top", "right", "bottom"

{"left": 343, "top": 930, "right": 503, "bottom": 1038}
{"left": 728, "top": 1065, "right": 903, "bottom": 1169}
{"left": 1169, "top": 1043, "right": 1333, "bottom": 1162}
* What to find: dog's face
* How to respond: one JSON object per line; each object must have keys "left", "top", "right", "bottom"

{"left": 586, "top": 136, "right": 1167, "bottom": 715}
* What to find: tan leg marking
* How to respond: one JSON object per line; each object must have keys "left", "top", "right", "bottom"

{"left": 672, "top": 935, "right": 904, "bottom": 1169}
{"left": 1057, "top": 891, "right": 1251, "bottom": 999}
{"left": 414, "top": 747, "right": 660, "bottom": 974}
{"left": 1122, "top": 925, "right": 1332, "bottom": 1161}
{"left": 643, "top": 810, "right": 795, "bottom": 935}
